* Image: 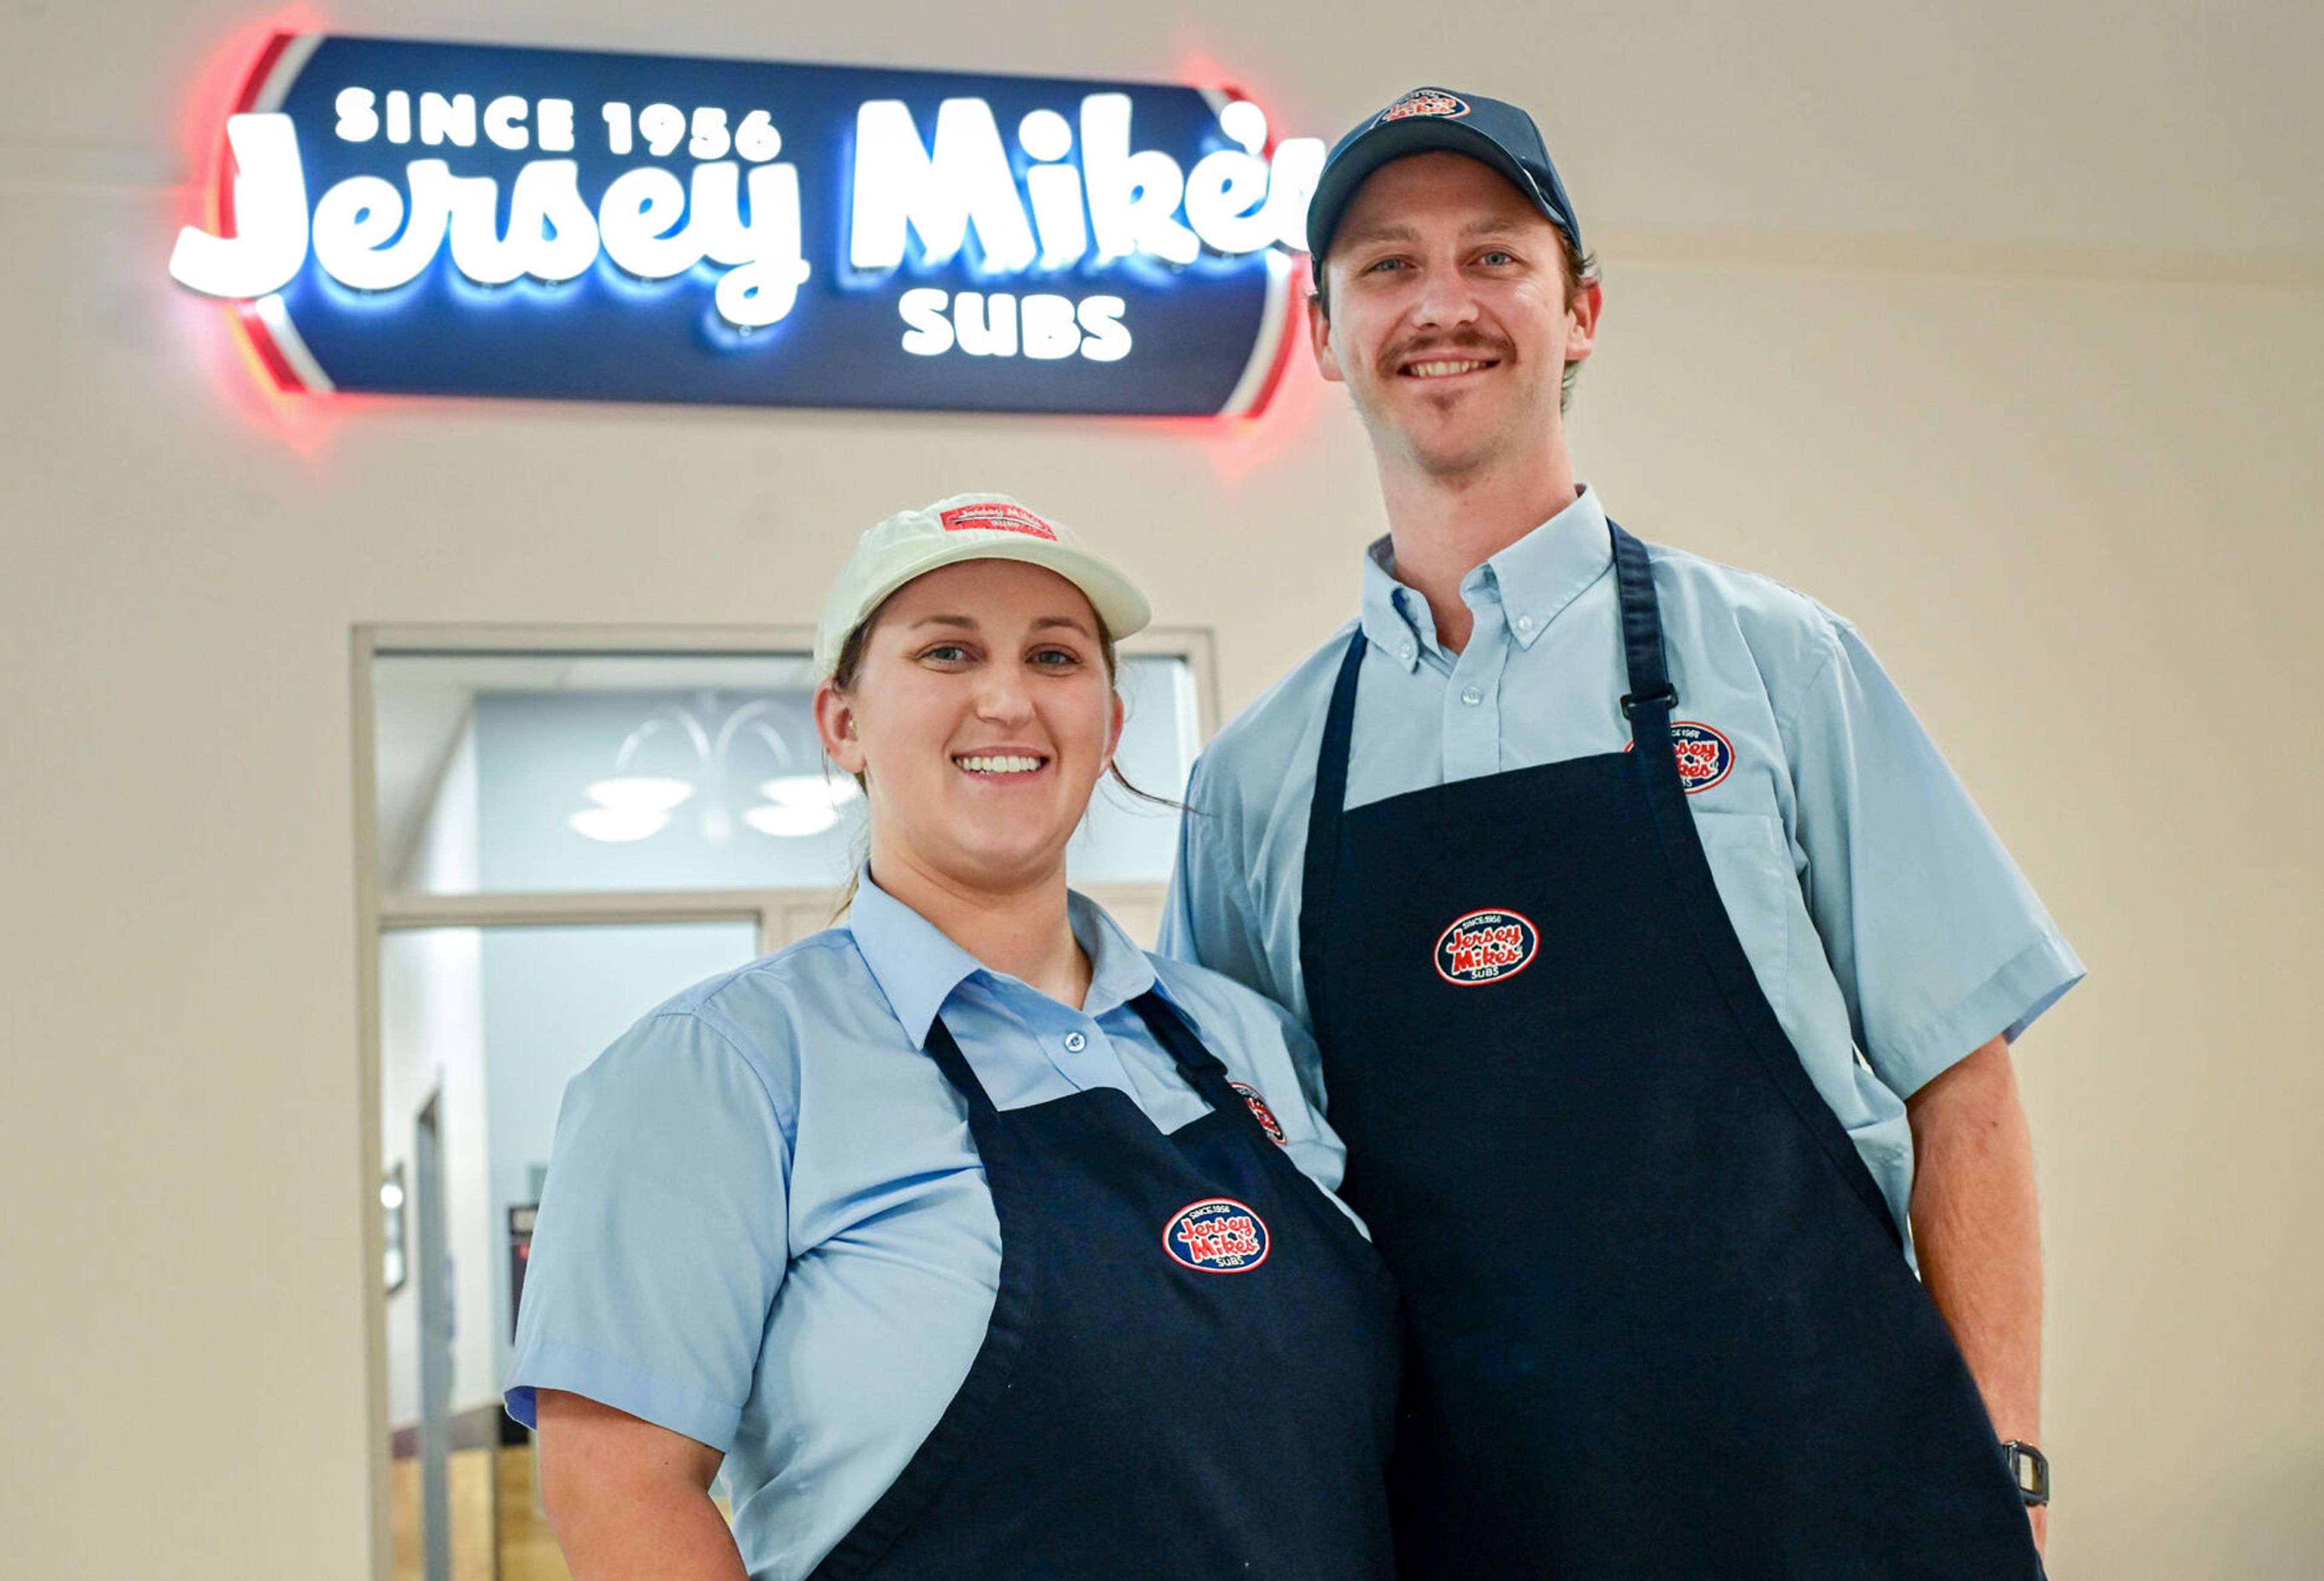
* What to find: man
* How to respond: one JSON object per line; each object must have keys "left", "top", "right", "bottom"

{"left": 1162, "top": 87, "right": 2081, "bottom": 1578}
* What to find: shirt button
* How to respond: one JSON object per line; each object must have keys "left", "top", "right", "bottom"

{"left": 1461, "top": 686, "right": 1483, "bottom": 706}
{"left": 1516, "top": 614, "right": 1535, "bottom": 633}
{"left": 1063, "top": 1031, "right": 1088, "bottom": 1053}
{"left": 1399, "top": 643, "right": 1416, "bottom": 663}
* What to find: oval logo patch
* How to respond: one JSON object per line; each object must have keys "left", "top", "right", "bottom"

{"left": 1379, "top": 88, "right": 1470, "bottom": 123}
{"left": 1624, "top": 720, "right": 1736, "bottom": 794}
{"left": 1230, "top": 1082, "right": 1288, "bottom": 1145}
{"left": 1434, "top": 909, "right": 1540, "bottom": 986}
{"left": 1164, "top": 1198, "right": 1270, "bottom": 1273}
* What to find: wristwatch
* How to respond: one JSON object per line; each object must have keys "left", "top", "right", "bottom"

{"left": 2001, "top": 1441, "right": 2050, "bottom": 1507}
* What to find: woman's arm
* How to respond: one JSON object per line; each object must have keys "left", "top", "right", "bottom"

{"left": 535, "top": 1389, "right": 750, "bottom": 1581}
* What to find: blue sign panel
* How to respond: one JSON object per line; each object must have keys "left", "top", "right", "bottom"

{"left": 170, "top": 34, "right": 1324, "bottom": 416}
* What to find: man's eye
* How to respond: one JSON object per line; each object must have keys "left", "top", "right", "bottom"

{"left": 1479, "top": 250, "right": 1514, "bottom": 266}
{"left": 1367, "top": 257, "right": 1408, "bottom": 274}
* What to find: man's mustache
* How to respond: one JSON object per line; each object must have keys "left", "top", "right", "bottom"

{"left": 1375, "top": 332, "right": 1517, "bottom": 380}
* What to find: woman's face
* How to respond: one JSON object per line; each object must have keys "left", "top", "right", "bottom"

{"left": 815, "top": 559, "right": 1124, "bottom": 898}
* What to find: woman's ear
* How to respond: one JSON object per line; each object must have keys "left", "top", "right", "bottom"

{"left": 1105, "top": 689, "right": 1126, "bottom": 769}
{"left": 813, "top": 679, "right": 867, "bottom": 775}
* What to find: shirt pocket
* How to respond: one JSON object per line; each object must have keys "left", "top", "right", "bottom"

{"left": 1689, "top": 810, "right": 1793, "bottom": 1028}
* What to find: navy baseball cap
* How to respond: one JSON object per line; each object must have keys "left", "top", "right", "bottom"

{"left": 1305, "top": 87, "right": 1582, "bottom": 262}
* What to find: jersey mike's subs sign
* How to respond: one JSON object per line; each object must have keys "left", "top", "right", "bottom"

{"left": 171, "top": 34, "right": 1324, "bottom": 417}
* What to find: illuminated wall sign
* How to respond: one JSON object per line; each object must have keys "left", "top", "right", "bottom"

{"left": 171, "top": 34, "right": 1325, "bottom": 416}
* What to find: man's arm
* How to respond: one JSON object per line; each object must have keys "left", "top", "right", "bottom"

{"left": 1905, "top": 1033, "right": 2046, "bottom": 1550}
{"left": 536, "top": 1389, "right": 749, "bottom": 1581}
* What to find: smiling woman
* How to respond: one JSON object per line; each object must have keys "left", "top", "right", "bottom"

{"left": 503, "top": 495, "right": 1403, "bottom": 1581}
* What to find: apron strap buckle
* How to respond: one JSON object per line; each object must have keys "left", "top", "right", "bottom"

{"left": 1620, "top": 684, "right": 1676, "bottom": 719}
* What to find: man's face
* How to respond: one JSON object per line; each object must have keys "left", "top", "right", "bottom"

{"left": 1310, "top": 151, "right": 1598, "bottom": 481}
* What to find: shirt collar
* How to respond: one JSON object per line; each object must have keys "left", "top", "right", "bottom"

{"left": 1359, "top": 485, "right": 1613, "bottom": 668}
{"left": 847, "top": 867, "right": 1165, "bottom": 1047}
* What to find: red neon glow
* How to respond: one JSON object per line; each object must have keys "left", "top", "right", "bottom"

{"left": 179, "top": 12, "right": 338, "bottom": 445}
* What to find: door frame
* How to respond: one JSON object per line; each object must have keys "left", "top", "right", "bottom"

{"left": 349, "top": 622, "right": 1214, "bottom": 1580}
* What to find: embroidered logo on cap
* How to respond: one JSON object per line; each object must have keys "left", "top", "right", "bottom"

{"left": 937, "top": 502, "right": 1058, "bottom": 540}
{"left": 1625, "top": 721, "right": 1736, "bottom": 794}
{"left": 1434, "top": 909, "right": 1539, "bottom": 986}
{"left": 1164, "top": 1198, "right": 1270, "bottom": 1272}
{"left": 1230, "top": 1082, "right": 1288, "bottom": 1145}
{"left": 1377, "top": 89, "right": 1471, "bottom": 124}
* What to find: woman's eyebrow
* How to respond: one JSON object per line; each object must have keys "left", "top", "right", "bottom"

{"left": 1031, "top": 615, "right": 1096, "bottom": 638}
{"left": 906, "top": 614, "right": 979, "bottom": 631}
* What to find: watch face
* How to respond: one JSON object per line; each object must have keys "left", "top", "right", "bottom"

{"left": 2003, "top": 1442, "right": 2050, "bottom": 1505}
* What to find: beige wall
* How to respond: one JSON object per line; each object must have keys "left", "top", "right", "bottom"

{"left": 3, "top": 3, "right": 2317, "bottom": 1577}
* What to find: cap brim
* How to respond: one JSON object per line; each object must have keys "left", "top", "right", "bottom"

{"left": 816, "top": 533, "right": 1152, "bottom": 677}
{"left": 1307, "top": 118, "right": 1561, "bottom": 258}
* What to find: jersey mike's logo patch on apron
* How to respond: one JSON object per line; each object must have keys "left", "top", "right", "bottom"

{"left": 1434, "top": 909, "right": 1540, "bottom": 986}
{"left": 1164, "top": 1198, "right": 1271, "bottom": 1272}
{"left": 1625, "top": 720, "right": 1736, "bottom": 794}
{"left": 1230, "top": 1082, "right": 1289, "bottom": 1145}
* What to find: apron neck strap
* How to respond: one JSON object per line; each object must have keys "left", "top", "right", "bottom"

{"left": 1610, "top": 521, "right": 1679, "bottom": 740}
{"left": 1132, "top": 991, "right": 1269, "bottom": 1134}
{"left": 920, "top": 1014, "right": 1002, "bottom": 1122}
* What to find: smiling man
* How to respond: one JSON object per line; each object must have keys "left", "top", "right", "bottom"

{"left": 1162, "top": 88, "right": 2082, "bottom": 1577}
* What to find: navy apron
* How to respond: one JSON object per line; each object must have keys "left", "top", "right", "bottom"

{"left": 807, "top": 991, "right": 1400, "bottom": 1581}
{"left": 1296, "top": 522, "right": 2042, "bottom": 1578}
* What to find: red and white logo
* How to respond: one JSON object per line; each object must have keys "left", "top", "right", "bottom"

{"left": 1377, "top": 89, "right": 1471, "bottom": 124}
{"left": 1164, "top": 1198, "right": 1271, "bottom": 1272}
{"left": 1230, "top": 1082, "right": 1288, "bottom": 1145}
{"left": 1434, "top": 909, "right": 1539, "bottom": 986}
{"left": 937, "top": 502, "right": 1057, "bottom": 540}
{"left": 1625, "top": 720, "right": 1736, "bottom": 794}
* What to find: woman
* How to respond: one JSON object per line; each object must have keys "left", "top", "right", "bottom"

{"left": 503, "top": 495, "right": 1399, "bottom": 1581}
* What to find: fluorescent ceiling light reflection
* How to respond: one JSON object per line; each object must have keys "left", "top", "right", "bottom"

{"left": 569, "top": 807, "right": 670, "bottom": 842}
{"left": 586, "top": 776, "right": 695, "bottom": 812}
{"left": 743, "top": 803, "right": 842, "bottom": 838}
{"left": 761, "top": 775, "right": 862, "bottom": 810}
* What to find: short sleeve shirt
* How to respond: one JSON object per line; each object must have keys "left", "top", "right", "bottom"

{"left": 1160, "top": 487, "right": 2084, "bottom": 1243}
{"left": 504, "top": 873, "right": 1354, "bottom": 1581}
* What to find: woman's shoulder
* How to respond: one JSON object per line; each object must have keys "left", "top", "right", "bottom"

{"left": 582, "top": 929, "right": 891, "bottom": 1123}
{"left": 1143, "top": 952, "right": 1313, "bottom": 1066}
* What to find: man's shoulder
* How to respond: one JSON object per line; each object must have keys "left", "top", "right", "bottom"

{"left": 1190, "top": 619, "right": 1358, "bottom": 800}
{"left": 1643, "top": 537, "right": 1854, "bottom": 685}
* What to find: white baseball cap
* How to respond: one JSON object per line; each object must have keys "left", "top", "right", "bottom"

{"left": 814, "top": 493, "right": 1152, "bottom": 678}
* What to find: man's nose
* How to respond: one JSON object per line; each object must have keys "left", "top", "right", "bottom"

{"left": 1411, "top": 263, "right": 1482, "bottom": 330}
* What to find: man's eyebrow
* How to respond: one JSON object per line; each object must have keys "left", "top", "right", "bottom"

{"left": 1461, "top": 215, "right": 1536, "bottom": 238}
{"left": 1334, "top": 221, "right": 1421, "bottom": 250}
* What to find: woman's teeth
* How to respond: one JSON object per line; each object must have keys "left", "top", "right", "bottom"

{"left": 956, "top": 754, "right": 1043, "bottom": 775}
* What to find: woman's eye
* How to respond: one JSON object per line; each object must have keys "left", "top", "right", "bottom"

{"left": 1029, "top": 646, "right": 1082, "bottom": 668}
{"left": 921, "top": 643, "right": 970, "bottom": 663}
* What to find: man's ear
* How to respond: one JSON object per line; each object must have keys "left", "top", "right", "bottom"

{"left": 813, "top": 679, "right": 867, "bottom": 775}
{"left": 1308, "top": 286, "right": 1345, "bottom": 384}
{"left": 1564, "top": 276, "right": 1603, "bottom": 366}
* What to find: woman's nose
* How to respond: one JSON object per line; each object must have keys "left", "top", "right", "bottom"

{"left": 973, "top": 669, "right": 1036, "bottom": 722}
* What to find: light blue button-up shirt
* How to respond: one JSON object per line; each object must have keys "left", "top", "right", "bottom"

{"left": 1161, "top": 487, "right": 2084, "bottom": 1243}
{"left": 505, "top": 873, "right": 1351, "bottom": 1581}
